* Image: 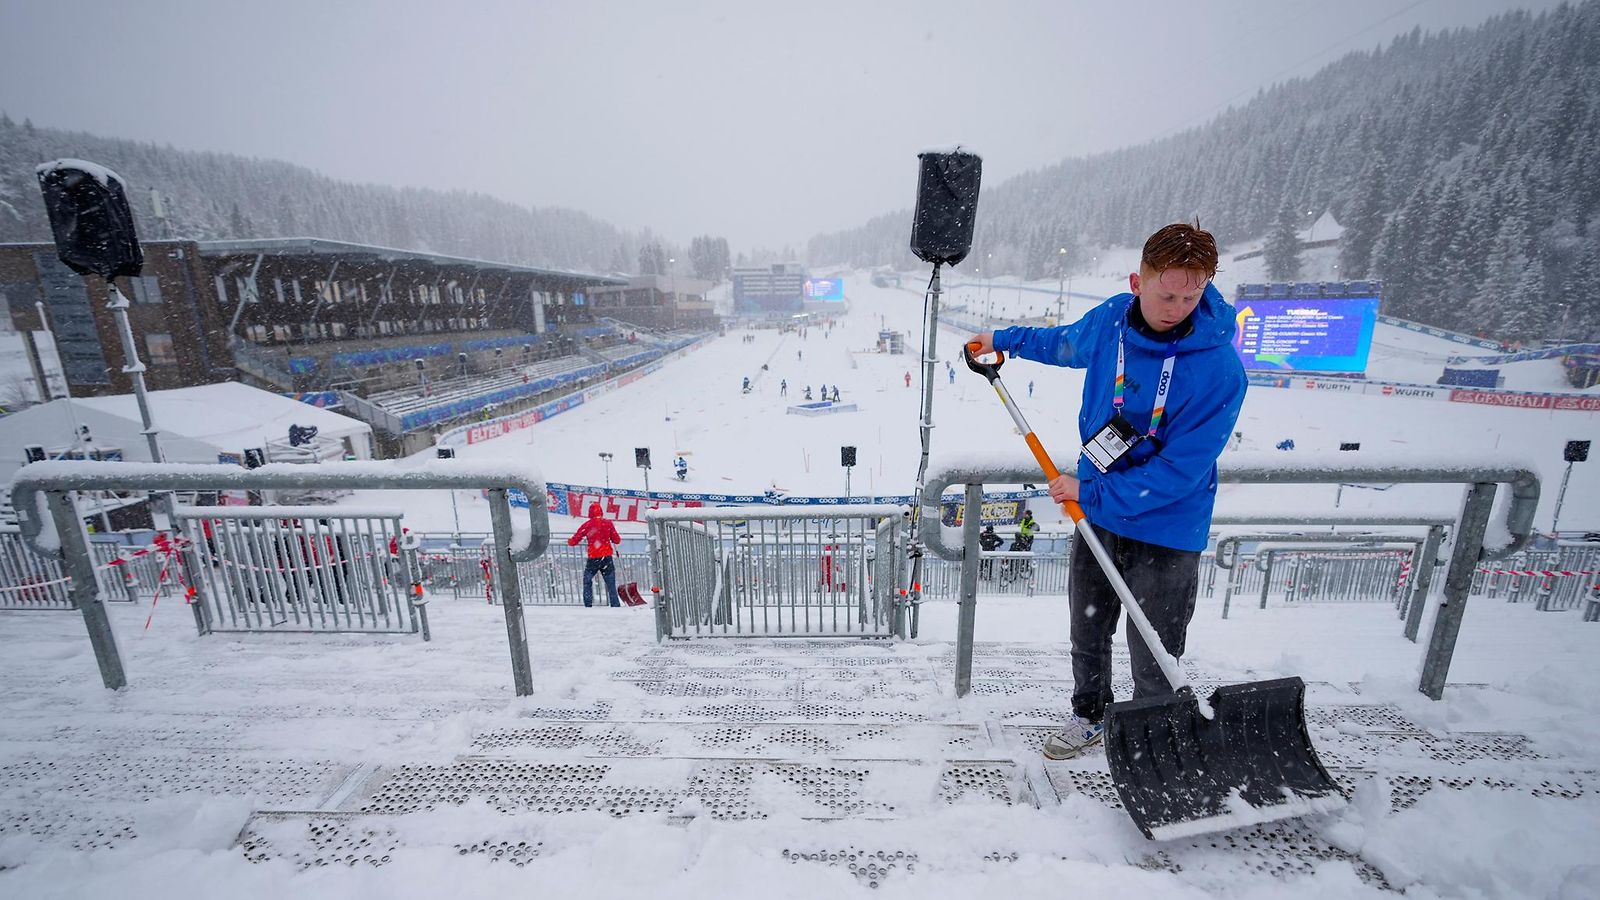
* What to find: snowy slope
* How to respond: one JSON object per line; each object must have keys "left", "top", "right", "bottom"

{"left": 364, "top": 274, "right": 1600, "bottom": 537}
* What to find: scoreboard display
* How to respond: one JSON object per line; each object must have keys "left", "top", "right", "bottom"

{"left": 1231, "top": 283, "right": 1381, "bottom": 374}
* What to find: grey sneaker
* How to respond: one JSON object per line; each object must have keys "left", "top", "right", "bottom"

{"left": 1041, "top": 718, "right": 1105, "bottom": 760}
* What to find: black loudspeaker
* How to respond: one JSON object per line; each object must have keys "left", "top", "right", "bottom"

{"left": 841, "top": 446, "right": 857, "bottom": 467}
{"left": 436, "top": 446, "right": 456, "bottom": 460}
{"left": 909, "top": 150, "right": 982, "bottom": 266}
{"left": 1339, "top": 442, "right": 1361, "bottom": 451}
{"left": 1565, "top": 440, "right": 1590, "bottom": 463}
{"left": 243, "top": 448, "right": 266, "bottom": 468}
{"left": 635, "top": 447, "right": 651, "bottom": 469}
{"left": 36, "top": 160, "right": 144, "bottom": 279}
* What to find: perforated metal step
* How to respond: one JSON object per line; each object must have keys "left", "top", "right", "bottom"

{"left": 471, "top": 721, "right": 996, "bottom": 760}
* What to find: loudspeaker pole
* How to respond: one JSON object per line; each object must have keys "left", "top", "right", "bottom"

{"left": 906, "top": 261, "right": 945, "bottom": 638}
{"left": 1552, "top": 460, "right": 1575, "bottom": 533}
{"left": 105, "top": 278, "right": 172, "bottom": 527}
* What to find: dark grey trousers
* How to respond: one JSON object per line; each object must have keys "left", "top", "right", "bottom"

{"left": 1069, "top": 524, "right": 1200, "bottom": 722}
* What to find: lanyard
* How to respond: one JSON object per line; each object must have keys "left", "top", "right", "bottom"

{"left": 1113, "top": 312, "right": 1180, "bottom": 437}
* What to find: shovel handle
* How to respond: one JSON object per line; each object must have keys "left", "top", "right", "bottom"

{"left": 1023, "top": 434, "right": 1087, "bottom": 525}
{"left": 962, "top": 341, "right": 1004, "bottom": 380}
{"left": 962, "top": 348, "right": 1202, "bottom": 710}
{"left": 963, "top": 340, "right": 1085, "bottom": 524}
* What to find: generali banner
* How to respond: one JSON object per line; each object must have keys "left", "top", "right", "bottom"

{"left": 1447, "top": 390, "right": 1600, "bottom": 411}
{"left": 1244, "top": 373, "right": 1597, "bottom": 412}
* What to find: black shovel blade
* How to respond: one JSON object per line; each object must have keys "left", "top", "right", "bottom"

{"left": 1103, "top": 676, "right": 1346, "bottom": 841}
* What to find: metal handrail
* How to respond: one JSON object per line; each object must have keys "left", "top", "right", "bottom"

{"left": 916, "top": 452, "right": 1540, "bottom": 700}
{"left": 1214, "top": 533, "right": 1426, "bottom": 570}
{"left": 10, "top": 460, "right": 550, "bottom": 562}
{"left": 918, "top": 455, "right": 1537, "bottom": 562}
{"left": 8, "top": 459, "right": 553, "bottom": 695}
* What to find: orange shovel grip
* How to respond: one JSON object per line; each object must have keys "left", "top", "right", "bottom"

{"left": 1023, "top": 433, "right": 1086, "bottom": 524}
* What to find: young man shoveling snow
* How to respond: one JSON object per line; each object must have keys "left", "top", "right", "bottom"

{"left": 968, "top": 222, "right": 1247, "bottom": 759}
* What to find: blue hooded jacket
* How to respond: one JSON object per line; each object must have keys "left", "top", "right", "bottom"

{"left": 992, "top": 283, "right": 1247, "bottom": 551}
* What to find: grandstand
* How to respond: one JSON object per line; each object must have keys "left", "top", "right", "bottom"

{"left": 351, "top": 353, "right": 606, "bottom": 434}
{"left": 1, "top": 235, "right": 719, "bottom": 457}
{"left": 336, "top": 321, "right": 710, "bottom": 454}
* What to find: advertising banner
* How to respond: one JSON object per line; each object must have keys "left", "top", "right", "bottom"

{"left": 1448, "top": 390, "right": 1600, "bottom": 411}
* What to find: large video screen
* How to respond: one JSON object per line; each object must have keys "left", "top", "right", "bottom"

{"left": 1233, "top": 296, "right": 1379, "bottom": 373}
{"left": 803, "top": 278, "right": 845, "bottom": 301}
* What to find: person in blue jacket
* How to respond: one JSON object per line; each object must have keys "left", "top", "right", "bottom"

{"left": 967, "top": 222, "right": 1246, "bottom": 761}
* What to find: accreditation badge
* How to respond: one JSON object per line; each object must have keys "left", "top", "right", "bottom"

{"left": 1083, "top": 413, "right": 1142, "bottom": 474}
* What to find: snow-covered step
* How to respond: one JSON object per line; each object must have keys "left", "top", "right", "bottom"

{"left": 469, "top": 721, "right": 998, "bottom": 761}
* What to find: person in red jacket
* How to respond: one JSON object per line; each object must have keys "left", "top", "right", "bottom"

{"left": 568, "top": 502, "right": 622, "bottom": 607}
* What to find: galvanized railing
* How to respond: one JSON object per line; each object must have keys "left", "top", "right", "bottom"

{"left": 174, "top": 506, "right": 424, "bottom": 637}
{"left": 646, "top": 505, "right": 908, "bottom": 638}
{"left": 1, "top": 529, "right": 186, "bottom": 610}
{"left": 1212, "top": 532, "right": 1427, "bottom": 620}
{"left": 918, "top": 453, "right": 1539, "bottom": 700}
{"left": 7, "top": 460, "right": 550, "bottom": 694}
{"left": 1471, "top": 544, "right": 1600, "bottom": 611}
{"left": 0, "top": 528, "right": 75, "bottom": 609}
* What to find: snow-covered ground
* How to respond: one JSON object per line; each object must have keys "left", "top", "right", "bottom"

{"left": 3, "top": 268, "right": 1599, "bottom": 897}
{"left": 2, "top": 582, "right": 1598, "bottom": 897}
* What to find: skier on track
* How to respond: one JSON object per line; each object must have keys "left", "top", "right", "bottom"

{"left": 568, "top": 503, "right": 622, "bottom": 608}
{"left": 675, "top": 456, "right": 689, "bottom": 481}
{"left": 966, "top": 222, "right": 1247, "bottom": 761}
{"left": 904, "top": 371, "right": 912, "bottom": 388}
{"left": 780, "top": 379, "right": 788, "bottom": 397}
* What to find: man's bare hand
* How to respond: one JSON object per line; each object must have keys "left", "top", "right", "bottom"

{"left": 1048, "top": 473, "right": 1080, "bottom": 504}
{"left": 967, "top": 332, "right": 994, "bottom": 355}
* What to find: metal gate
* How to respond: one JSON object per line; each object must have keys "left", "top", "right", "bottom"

{"left": 176, "top": 506, "right": 426, "bottom": 637}
{"left": 649, "top": 505, "right": 907, "bottom": 638}
{"left": 1, "top": 530, "right": 177, "bottom": 610}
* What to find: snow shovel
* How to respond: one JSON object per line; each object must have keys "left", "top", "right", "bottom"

{"left": 963, "top": 342, "right": 1345, "bottom": 840}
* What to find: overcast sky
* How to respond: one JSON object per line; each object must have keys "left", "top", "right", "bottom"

{"left": 0, "top": 0, "right": 1568, "bottom": 252}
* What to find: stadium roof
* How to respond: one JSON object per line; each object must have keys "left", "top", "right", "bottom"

{"left": 194, "top": 237, "right": 629, "bottom": 286}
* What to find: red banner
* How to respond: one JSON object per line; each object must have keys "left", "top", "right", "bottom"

{"left": 467, "top": 409, "right": 544, "bottom": 444}
{"left": 1447, "top": 390, "right": 1600, "bottom": 410}
{"left": 554, "top": 489, "right": 704, "bottom": 522}
{"left": 1449, "top": 390, "right": 1550, "bottom": 409}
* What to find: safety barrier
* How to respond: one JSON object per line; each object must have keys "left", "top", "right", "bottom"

{"left": 647, "top": 505, "right": 907, "bottom": 639}
{"left": 1, "top": 530, "right": 186, "bottom": 610}
{"left": 1212, "top": 532, "right": 1426, "bottom": 620}
{"left": 918, "top": 453, "right": 1539, "bottom": 700}
{"left": 174, "top": 506, "right": 423, "bottom": 637}
{"left": 0, "top": 528, "right": 74, "bottom": 609}
{"left": 8, "top": 460, "right": 550, "bottom": 694}
{"left": 1471, "top": 544, "right": 1600, "bottom": 611}
{"left": 414, "top": 541, "right": 495, "bottom": 600}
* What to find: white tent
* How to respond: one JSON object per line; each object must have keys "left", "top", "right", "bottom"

{"left": 0, "top": 382, "right": 374, "bottom": 487}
